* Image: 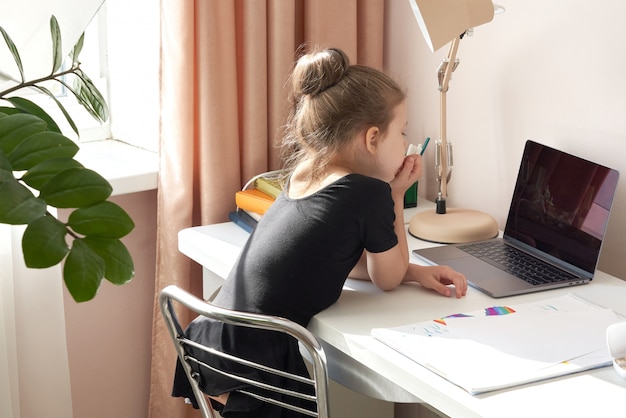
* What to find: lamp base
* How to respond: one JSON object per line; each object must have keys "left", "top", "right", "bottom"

{"left": 408, "top": 207, "right": 498, "bottom": 244}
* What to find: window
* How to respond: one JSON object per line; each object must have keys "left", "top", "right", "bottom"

{"left": 29, "top": 11, "right": 112, "bottom": 143}
{"left": 101, "top": 0, "right": 160, "bottom": 152}
{"left": 2, "top": 0, "right": 160, "bottom": 152}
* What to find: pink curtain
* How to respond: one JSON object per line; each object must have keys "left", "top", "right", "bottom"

{"left": 150, "top": 1, "right": 384, "bottom": 417}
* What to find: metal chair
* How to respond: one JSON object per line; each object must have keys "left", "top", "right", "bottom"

{"left": 159, "top": 285, "right": 330, "bottom": 418}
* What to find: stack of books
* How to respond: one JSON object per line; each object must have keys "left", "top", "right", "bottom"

{"left": 230, "top": 170, "right": 285, "bottom": 232}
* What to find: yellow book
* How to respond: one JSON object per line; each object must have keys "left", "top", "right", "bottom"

{"left": 235, "top": 189, "right": 275, "bottom": 215}
{"left": 254, "top": 176, "right": 283, "bottom": 199}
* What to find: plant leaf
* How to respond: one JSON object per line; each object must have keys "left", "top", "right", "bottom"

{"left": 0, "top": 150, "right": 12, "bottom": 182}
{"left": 0, "top": 25, "right": 25, "bottom": 82}
{"left": 68, "top": 201, "right": 135, "bottom": 238}
{"left": 0, "top": 107, "right": 20, "bottom": 116}
{"left": 4, "top": 96, "right": 62, "bottom": 133}
{"left": 22, "top": 214, "right": 70, "bottom": 267}
{"left": 72, "top": 70, "right": 109, "bottom": 122}
{"left": 38, "top": 167, "right": 112, "bottom": 208}
{"left": 0, "top": 177, "right": 47, "bottom": 224}
{"left": 50, "top": 16, "right": 63, "bottom": 74}
{"left": 0, "top": 113, "right": 48, "bottom": 156}
{"left": 83, "top": 237, "right": 134, "bottom": 285}
{"left": 64, "top": 239, "right": 105, "bottom": 302}
{"left": 34, "top": 85, "right": 79, "bottom": 136}
{"left": 8, "top": 131, "right": 78, "bottom": 171}
{"left": 21, "top": 157, "right": 84, "bottom": 190}
{"left": 60, "top": 80, "right": 102, "bottom": 123}
{"left": 70, "top": 32, "right": 85, "bottom": 65}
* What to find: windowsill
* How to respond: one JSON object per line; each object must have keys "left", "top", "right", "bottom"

{"left": 74, "top": 139, "right": 158, "bottom": 196}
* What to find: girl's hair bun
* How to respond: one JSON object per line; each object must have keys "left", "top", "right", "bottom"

{"left": 292, "top": 48, "right": 350, "bottom": 97}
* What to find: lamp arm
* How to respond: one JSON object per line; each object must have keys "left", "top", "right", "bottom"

{"left": 439, "top": 36, "right": 460, "bottom": 93}
{"left": 436, "top": 35, "right": 461, "bottom": 214}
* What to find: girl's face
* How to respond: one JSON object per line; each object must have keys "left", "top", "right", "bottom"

{"left": 374, "top": 101, "right": 408, "bottom": 182}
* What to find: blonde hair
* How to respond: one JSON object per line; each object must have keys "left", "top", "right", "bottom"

{"left": 281, "top": 47, "right": 406, "bottom": 184}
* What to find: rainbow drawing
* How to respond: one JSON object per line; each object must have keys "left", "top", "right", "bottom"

{"left": 484, "top": 306, "right": 516, "bottom": 316}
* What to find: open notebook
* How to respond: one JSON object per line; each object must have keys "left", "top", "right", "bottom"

{"left": 413, "top": 140, "right": 619, "bottom": 298}
{"left": 371, "top": 294, "right": 623, "bottom": 394}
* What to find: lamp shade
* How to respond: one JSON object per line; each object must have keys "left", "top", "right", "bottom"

{"left": 409, "top": 0, "right": 495, "bottom": 52}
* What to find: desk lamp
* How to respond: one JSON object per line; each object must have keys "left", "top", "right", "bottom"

{"left": 407, "top": 0, "right": 502, "bottom": 243}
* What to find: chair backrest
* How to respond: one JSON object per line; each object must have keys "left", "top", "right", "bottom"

{"left": 159, "top": 285, "right": 330, "bottom": 418}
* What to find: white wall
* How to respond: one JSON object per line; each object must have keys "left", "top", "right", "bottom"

{"left": 0, "top": 224, "right": 74, "bottom": 418}
{"left": 385, "top": 0, "right": 626, "bottom": 279}
{"left": 62, "top": 190, "right": 156, "bottom": 418}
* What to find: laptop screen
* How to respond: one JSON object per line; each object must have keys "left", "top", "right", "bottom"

{"left": 504, "top": 140, "right": 619, "bottom": 275}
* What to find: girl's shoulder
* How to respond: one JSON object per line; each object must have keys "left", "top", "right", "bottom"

{"left": 286, "top": 173, "right": 389, "bottom": 201}
{"left": 326, "top": 174, "right": 392, "bottom": 203}
{"left": 337, "top": 173, "right": 390, "bottom": 190}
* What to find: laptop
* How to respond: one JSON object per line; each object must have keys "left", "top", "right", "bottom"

{"left": 412, "top": 140, "right": 619, "bottom": 298}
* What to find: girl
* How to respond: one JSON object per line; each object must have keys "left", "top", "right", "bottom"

{"left": 173, "top": 47, "right": 467, "bottom": 417}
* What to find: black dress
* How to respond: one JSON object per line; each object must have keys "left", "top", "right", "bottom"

{"left": 172, "top": 174, "right": 398, "bottom": 417}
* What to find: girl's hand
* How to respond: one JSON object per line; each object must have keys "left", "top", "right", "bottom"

{"left": 390, "top": 154, "right": 422, "bottom": 197}
{"left": 405, "top": 263, "right": 468, "bottom": 298}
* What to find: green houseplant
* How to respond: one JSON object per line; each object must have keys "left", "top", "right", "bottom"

{"left": 0, "top": 16, "right": 134, "bottom": 302}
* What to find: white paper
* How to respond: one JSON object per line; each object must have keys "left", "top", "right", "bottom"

{"left": 372, "top": 294, "right": 622, "bottom": 394}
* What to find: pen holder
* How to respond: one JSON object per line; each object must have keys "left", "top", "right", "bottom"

{"left": 404, "top": 182, "right": 418, "bottom": 208}
{"left": 607, "top": 321, "right": 626, "bottom": 379}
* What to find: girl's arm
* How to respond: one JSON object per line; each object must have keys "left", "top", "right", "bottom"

{"left": 365, "top": 155, "right": 419, "bottom": 289}
{"left": 349, "top": 252, "right": 468, "bottom": 297}
{"left": 349, "top": 155, "right": 468, "bottom": 297}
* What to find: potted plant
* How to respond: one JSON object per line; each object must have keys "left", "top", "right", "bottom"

{"left": 0, "top": 16, "right": 134, "bottom": 302}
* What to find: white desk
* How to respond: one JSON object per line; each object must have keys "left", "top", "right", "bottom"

{"left": 178, "top": 202, "right": 626, "bottom": 418}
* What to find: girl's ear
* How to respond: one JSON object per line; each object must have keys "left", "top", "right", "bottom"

{"left": 364, "top": 126, "right": 380, "bottom": 155}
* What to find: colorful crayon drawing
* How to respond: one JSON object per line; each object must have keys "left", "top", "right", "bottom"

{"left": 434, "top": 313, "right": 472, "bottom": 326}
{"left": 419, "top": 322, "right": 450, "bottom": 337}
{"left": 484, "top": 306, "right": 516, "bottom": 316}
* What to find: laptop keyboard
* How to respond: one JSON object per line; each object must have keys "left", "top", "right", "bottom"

{"left": 459, "top": 241, "right": 578, "bottom": 286}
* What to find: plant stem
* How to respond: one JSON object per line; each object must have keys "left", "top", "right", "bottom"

{"left": 0, "top": 64, "right": 80, "bottom": 98}
{"left": 44, "top": 210, "right": 81, "bottom": 239}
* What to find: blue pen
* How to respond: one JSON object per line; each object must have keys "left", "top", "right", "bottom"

{"left": 420, "top": 137, "right": 431, "bottom": 155}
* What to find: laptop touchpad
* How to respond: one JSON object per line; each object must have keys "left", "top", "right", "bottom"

{"left": 443, "top": 257, "right": 531, "bottom": 297}
{"left": 413, "top": 246, "right": 471, "bottom": 262}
